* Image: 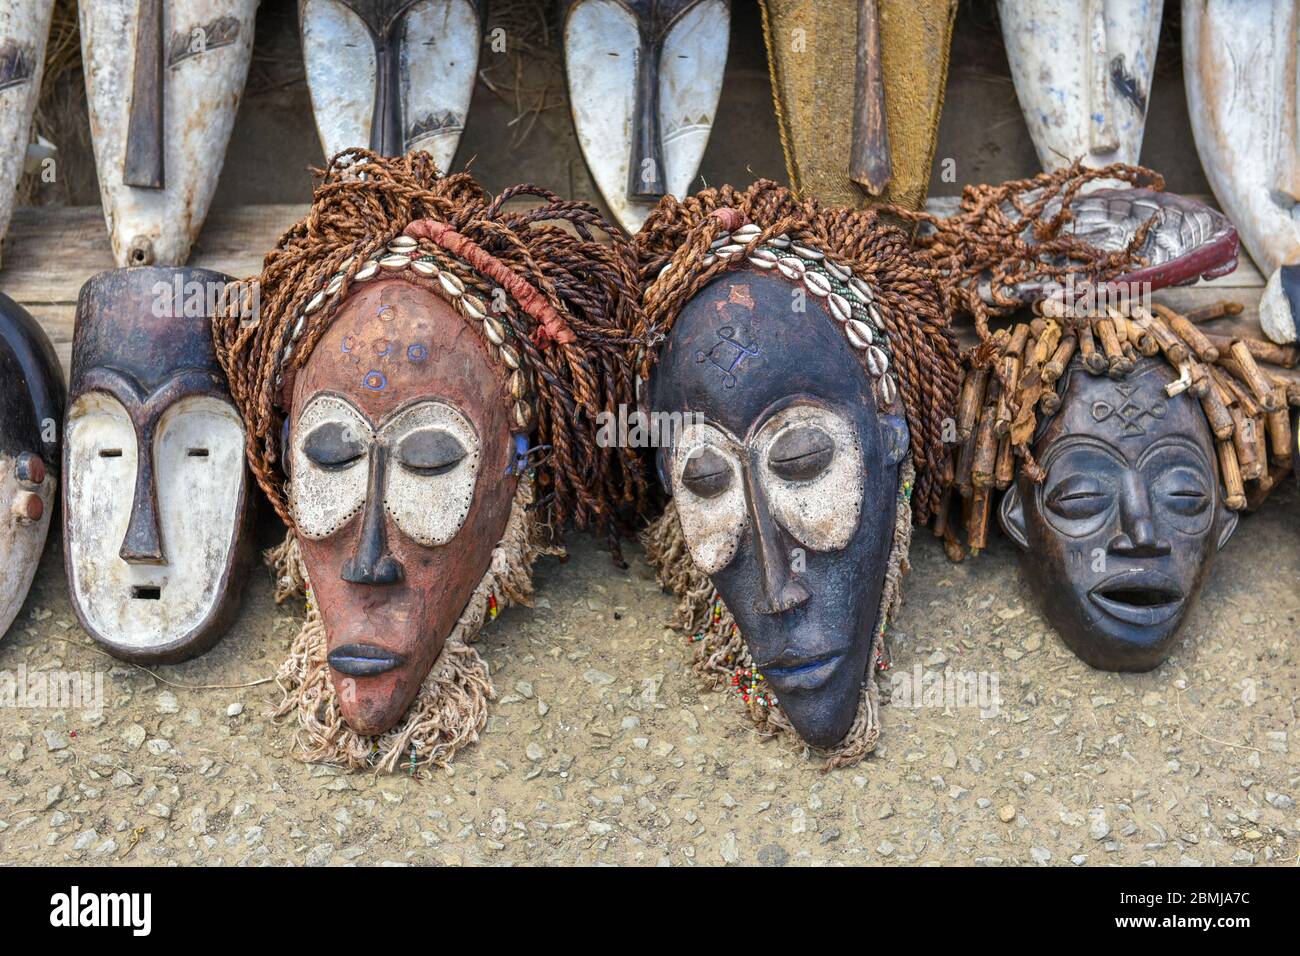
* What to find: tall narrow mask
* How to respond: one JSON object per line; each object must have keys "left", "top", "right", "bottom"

{"left": 300, "top": 0, "right": 487, "bottom": 165}
{"left": 64, "top": 267, "right": 252, "bottom": 663}
{"left": 80, "top": 0, "right": 256, "bottom": 267}
{"left": 562, "top": 0, "right": 730, "bottom": 232}
{"left": 0, "top": 291, "right": 63, "bottom": 640}
{"left": 0, "top": 1, "right": 56, "bottom": 267}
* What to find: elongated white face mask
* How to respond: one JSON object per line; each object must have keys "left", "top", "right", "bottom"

{"left": 66, "top": 393, "right": 245, "bottom": 653}
{"left": 300, "top": 0, "right": 483, "bottom": 165}
{"left": 291, "top": 394, "right": 482, "bottom": 547}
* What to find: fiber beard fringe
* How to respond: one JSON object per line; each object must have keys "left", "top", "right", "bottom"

{"left": 263, "top": 475, "right": 562, "bottom": 774}
{"left": 643, "top": 462, "right": 915, "bottom": 771}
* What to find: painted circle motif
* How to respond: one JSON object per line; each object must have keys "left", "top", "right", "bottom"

{"left": 363, "top": 370, "right": 388, "bottom": 391}
{"left": 407, "top": 343, "right": 428, "bottom": 362}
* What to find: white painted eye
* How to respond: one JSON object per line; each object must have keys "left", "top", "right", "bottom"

{"left": 300, "top": 0, "right": 378, "bottom": 158}
{"left": 756, "top": 405, "right": 863, "bottom": 552}
{"left": 380, "top": 400, "right": 481, "bottom": 547}
{"left": 291, "top": 395, "right": 372, "bottom": 540}
{"left": 672, "top": 422, "right": 746, "bottom": 574}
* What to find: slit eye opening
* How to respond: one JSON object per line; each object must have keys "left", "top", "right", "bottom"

{"left": 131, "top": 586, "right": 161, "bottom": 600}
{"left": 187, "top": 448, "right": 209, "bottom": 458}
{"left": 99, "top": 449, "right": 123, "bottom": 458}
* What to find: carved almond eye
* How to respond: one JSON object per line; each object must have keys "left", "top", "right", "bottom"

{"left": 303, "top": 421, "right": 366, "bottom": 469}
{"left": 681, "top": 446, "right": 732, "bottom": 499}
{"left": 396, "top": 428, "right": 467, "bottom": 476}
{"left": 767, "top": 425, "right": 834, "bottom": 482}
{"left": 1046, "top": 475, "right": 1111, "bottom": 520}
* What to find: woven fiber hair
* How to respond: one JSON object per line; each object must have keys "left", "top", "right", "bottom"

{"left": 938, "top": 298, "right": 1300, "bottom": 556}
{"left": 213, "top": 150, "right": 650, "bottom": 556}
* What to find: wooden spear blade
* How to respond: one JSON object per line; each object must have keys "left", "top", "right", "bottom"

{"left": 849, "top": 0, "right": 891, "bottom": 196}
{"left": 123, "top": 0, "right": 164, "bottom": 189}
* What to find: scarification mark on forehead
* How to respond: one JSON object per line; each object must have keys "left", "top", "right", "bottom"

{"left": 1090, "top": 381, "right": 1168, "bottom": 438}
{"left": 695, "top": 326, "right": 759, "bottom": 390}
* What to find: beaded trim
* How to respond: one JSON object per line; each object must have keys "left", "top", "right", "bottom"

{"left": 274, "top": 234, "right": 538, "bottom": 431}
{"left": 660, "top": 224, "right": 899, "bottom": 409}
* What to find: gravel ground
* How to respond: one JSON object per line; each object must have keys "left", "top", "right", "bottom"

{"left": 1, "top": 479, "right": 1296, "bottom": 867}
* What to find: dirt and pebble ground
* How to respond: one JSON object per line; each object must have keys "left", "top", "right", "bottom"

{"left": 1, "top": 476, "right": 1296, "bottom": 867}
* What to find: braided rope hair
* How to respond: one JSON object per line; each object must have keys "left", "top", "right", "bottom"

{"left": 633, "top": 166, "right": 1164, "bottom": 522}
{"left": 213, "top": 150, "right": 650, "bottom": 560}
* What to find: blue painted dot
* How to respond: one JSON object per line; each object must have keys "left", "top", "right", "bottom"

{"left": 407, "top": 343, "right": 428, "bottom": 361}
{"left": 363, "top": 370, "right": 387, "bottom": 391}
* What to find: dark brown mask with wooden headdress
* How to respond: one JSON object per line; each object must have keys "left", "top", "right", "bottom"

{"left": 213, "top": 151, "right": 647, "bottom": 771}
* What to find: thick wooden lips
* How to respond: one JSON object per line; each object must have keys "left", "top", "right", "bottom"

{"left": 290, "top": 279, "right": 517, "bottom": 735}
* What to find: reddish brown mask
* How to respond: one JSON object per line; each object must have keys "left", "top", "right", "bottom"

{"left": 288, "top": 279, "right": 517, "bottom": 735}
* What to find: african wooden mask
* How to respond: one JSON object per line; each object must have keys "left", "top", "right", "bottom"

{"left": 0, "top": 291, "right": 63, "bottom": 640}
{"left": 63, "top": 267, "right": 251, "bottom": 663}
{"left": 647, "top": 255, "right": 910, "bottom": 749}
{"left": 1000, "top": 356, "right": 1238, "bottom": 671}
{"left": 300, "top": 0, "right": 486, "bottom": 165}
{"left": 287, "top": 277, "right": 517, "bottom": 735}
{"left": 562, "top": 0, "right": 730, "bottom": 232}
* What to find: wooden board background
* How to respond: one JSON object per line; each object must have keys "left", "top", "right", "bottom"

{"left": 0, "top": 196, "right": 1283, "bottom": 383}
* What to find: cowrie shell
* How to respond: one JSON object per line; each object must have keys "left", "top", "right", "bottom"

{"left": 304, "top": 291, "right": 325, "bottom": 314}
{"left": 461, "top": 294, "right": 487, "bottom": 320}
{"left": 867, "top": 345, "right": 890, "bottom": 376}
{"left": 710, "top": 234, "right": 731, "bottom": 251}
{"left": 845, "top": 319, "right": 873, "bottom": 349}
{"left": 388, "top": 235, "right": 417, "bottom": 253}
{"left": 484, "top": 317, "right": 506, "bottom": 345}
{"left": 747, "top": 248, "right": 778, "bottom": 269}
{"left": 805, "top": 272, "right": 832, "bottom": 297}
{"left": 848, "top": 277, "right": 874, "bottom": 303}
{"left": 439, "top": 272, "right": 465, "bottom": 296}
{"left": 824, "top": 259, "right": 851, "bottom": 281}
{"left": 768, "top": 234, "right": 791, "bottom": 249}
{"left": 379, "top": 254, "right": 410, "bottom": 270}
{"left": 868, "top": 302, "right": 883, "bottom": 326}
{"left": 777, "top": 257, "right": 806, "bottom": 280}
{"left": 326, "top": 275, "right": 344, "bottom": 295}
{"left": 499, "top": 344, "right": 521, "bottom": 369}
{"left": 791, "top": 242, "right": 823, "bottom": 261}
{"left": 717, "top": 243, "right": 745, "bottom": 259}
{"left": 828, "top": 292, "right": 851, "bottom": 322}
{"left": 702, "top": 254, "right": 717, "bottom": 268}
{"left": 354, "top": 260, "right": 379, "bottom": 281}
{"left": 732, "top": 223, "right": 761, "bottom": 243}
{"left": 411, "top": 257, "right": 438, "bottom": 276}
{"left": 514, "top": 401, "right": 534, "bottom": 430}
{"left": 879, "top": 374, "right": 897, "bottom": 405}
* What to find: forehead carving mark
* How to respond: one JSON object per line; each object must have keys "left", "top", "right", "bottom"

{"left": 695, "top": 326, "right": 759, "bottom": 390}
{"left": 1089, "top": 382, "right": 1167, "bottom": 437}
{"left": 407, "top": 344, "right": 428, "bottom": 362}
{"left": 363, "top": 370, "right": 387, "bottom": 391}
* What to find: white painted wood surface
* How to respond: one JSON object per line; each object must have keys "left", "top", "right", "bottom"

{"left": 65, "top": 393, "right": 245, "bottom": 653}
{"left": 564, "top": 0, "right": 729, "bottom": 233}
{"left": 0, "top": 0, "right": 55, "bottom": 269}
{"left": 999, "top": 0, "right": 1162, "bottom": 172}
{"left": 80, "top": 0, "right": 257, "bottom": 268}
{"left": 300, "top": 0, "right": 481, "bottom": 170}
{"left": 1184, "top": 0, "right": 1300, "bottom": 343}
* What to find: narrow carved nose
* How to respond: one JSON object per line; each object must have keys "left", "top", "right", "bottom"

{"left": 746, "top": 470, "right": 810, "bottom": 615}
{"left": 341, "top": 449, "right": 404, "bottom": 586}
{"left": 120, "top": 451, "right": 165, "bottom": 565}
{"left": 1110, "top": 476, "right": 1171, "bottom": 558}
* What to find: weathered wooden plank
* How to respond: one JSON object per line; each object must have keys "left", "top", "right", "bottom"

{"left": 0, "top": 198, "right": 1271, "bottom": 381}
